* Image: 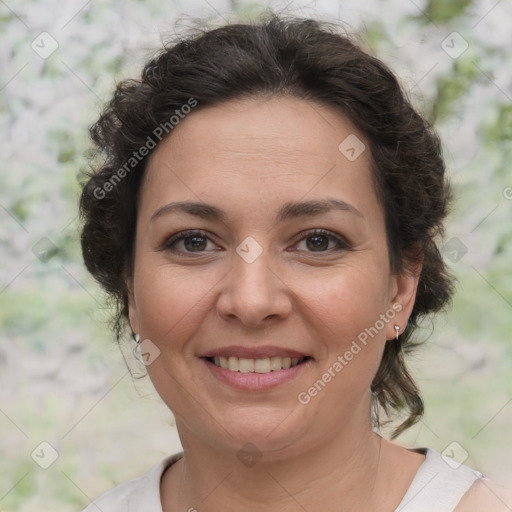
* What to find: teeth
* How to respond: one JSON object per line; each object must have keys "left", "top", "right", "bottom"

{"left": 239, "top": 358, "right": 255, "bottom": 373}
{"left": 269, "top": 356, "right": 282, "bottom": 371}
{"left": 210, "top": 356, "right": 305, "bottom": 373}
{"left": 254, "top": 358, "right": 270, "bottom": 373}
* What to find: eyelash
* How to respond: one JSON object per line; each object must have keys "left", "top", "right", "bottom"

{"left": 160, "top": 228, "right": 351, "bottom": 255}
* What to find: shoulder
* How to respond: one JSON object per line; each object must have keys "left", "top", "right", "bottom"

{"left": 81, "top": 476, "right": 142, "bottom": 512}
{"left": 80, "top": 453, "right": 183, "bottom": 512}
{"left": 455, "top": 477, "right": 512, "bottom": 511}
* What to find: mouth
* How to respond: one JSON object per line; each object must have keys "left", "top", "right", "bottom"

{"left": 202, "top": 355, "right": 312, "bottom": 373}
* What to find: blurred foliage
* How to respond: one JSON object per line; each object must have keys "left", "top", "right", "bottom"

{"left": 424, "top": 0, "right": 473, "bottom": 22}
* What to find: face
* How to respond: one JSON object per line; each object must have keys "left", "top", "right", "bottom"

{"left": 127, "top": 96, "right": 419, "bottom": 458}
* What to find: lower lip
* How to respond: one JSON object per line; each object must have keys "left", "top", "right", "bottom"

{"left": 202, "top": 358, "right": 312, "bottom": 390}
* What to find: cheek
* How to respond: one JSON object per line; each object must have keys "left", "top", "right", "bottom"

{"left": 296, "top": 264, "right": 389, "bottom": 339}
{"left": 133, "top": 262, "right": 218, "bottom": 349}
{"left": 294, "top": 263, "right": 390, "bottom": 394}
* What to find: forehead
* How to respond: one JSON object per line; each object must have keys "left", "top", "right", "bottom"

{"left": 140, "top": 96, "right": 381, "bottom": 226}
{"left": 152, "top": 96, "right": 363, "bottom": 161}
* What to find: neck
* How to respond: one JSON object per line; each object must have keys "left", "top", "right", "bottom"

{"left": 162, "top": 420, "right": 388, "bottom": 512}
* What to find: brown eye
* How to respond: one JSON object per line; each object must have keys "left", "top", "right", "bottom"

{"left": 294, "top": 229, "right": 351, "bottom": 253}
{"left": 183, "top": 235, "right": 208, "bottom": 251}
{"left": 161, "top": 230, "right": 217, "bottom": 253}
{"left": 306, "top": 234, "right": 330, "bottom": 251}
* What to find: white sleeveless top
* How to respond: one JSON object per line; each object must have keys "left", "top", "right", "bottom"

{"left": 395, "top": 448, "right": 483, "bottom": 511}
{"left": 82, "top": 448, "right": 483, "bottom": 512}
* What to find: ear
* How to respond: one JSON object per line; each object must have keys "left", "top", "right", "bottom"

{"left": 126, "top": 278, "right": 140, "bottom": 336}
{"left": 386, "top": 255, "right": 423, "bottom": 341}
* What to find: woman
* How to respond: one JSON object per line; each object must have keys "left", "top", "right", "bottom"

{"left": 79, "top": 14, "right": 510, "bottom": 512}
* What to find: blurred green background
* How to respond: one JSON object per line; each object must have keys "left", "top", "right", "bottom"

{"left": 0, "top": 0, "right": 511, "bottom": 509}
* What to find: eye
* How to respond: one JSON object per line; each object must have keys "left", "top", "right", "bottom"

{"left": 293, "top": 229, "right": 351, "bottom": 253}
{"left": 160, "top": 228, "right": 351, "bottom": 255}
{"left": 160, "top": 230, "right": 219, "bottom": 254}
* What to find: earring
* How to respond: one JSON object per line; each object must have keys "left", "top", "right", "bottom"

{"left": 394, "top": 325, "right": 400, "bottom": 341}
{"left": 133, "top": 333, "right": 140, "bottom": 344}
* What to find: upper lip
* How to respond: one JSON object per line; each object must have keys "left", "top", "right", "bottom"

{"left": 199, "top": 345, "right": 311, "bottom": 359}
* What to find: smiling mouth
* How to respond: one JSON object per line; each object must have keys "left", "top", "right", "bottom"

{"left": 204, "top": 356, "right": 311, "bottom": 373}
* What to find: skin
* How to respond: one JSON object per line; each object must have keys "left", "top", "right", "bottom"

{"left": 125, "top": 96, "right": 496, "bottom": 511}
{"left": 456, "top": 479, "right": 512, "bottom": 511}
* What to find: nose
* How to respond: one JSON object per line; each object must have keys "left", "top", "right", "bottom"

{"left": 216, "top": 248, "right": 293, "bottom": 329}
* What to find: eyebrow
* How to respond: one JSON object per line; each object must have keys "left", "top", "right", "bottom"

{"left": 150, "top": 198, "right": 363, "bottom": 224}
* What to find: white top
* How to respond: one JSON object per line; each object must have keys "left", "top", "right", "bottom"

{"left": 82, "top": 448, "right": 483, "bottom": 512}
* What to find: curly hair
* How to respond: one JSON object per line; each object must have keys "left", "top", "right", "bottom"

{"left": 79, "top": 14, "right": 454, "bottom": 438}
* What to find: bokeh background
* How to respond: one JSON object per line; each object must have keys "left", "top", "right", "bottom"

{"left": 0, "top": 0, "right": 511, "bottom": 509}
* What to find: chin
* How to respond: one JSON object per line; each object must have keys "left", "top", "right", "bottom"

{"left": 216, "top": 408, "right": 307, "bottom": 453}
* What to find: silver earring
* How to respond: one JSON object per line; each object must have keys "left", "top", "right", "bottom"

{"left": 394, "top": 325, "right": 400, "bottom": 341}
{"left": 133, "top": 333, "right": 140, "bottom": 344}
